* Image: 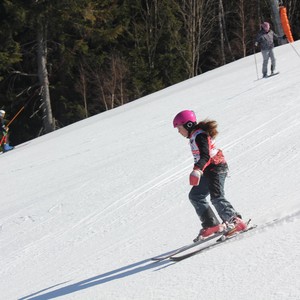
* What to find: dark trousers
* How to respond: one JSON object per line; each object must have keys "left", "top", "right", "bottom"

{"left": 189, "top": 171, "right": 237, "bottom": 226}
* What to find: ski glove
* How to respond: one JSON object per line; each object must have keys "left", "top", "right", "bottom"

{"left": 189, "top": 168, "right": 203, "bottom": 186}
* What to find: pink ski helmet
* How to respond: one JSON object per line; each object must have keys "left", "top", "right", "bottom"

{"left": 173, "top": 110, "right": 197, "bottom": 129}
{"left": 261, "top": 22, "right": 270, "bottom": 32}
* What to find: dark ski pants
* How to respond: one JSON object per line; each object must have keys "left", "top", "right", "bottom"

{"left": 189, "top": 171, "right": 237, "bottom": 226}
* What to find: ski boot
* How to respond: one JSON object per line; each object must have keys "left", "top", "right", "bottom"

{"left": 3, "top": 143, "right": 14, "bottom": 152}
{"left": 193, "top": 224, "right": 227, "bottom": 242}
{"left": 224, "top": 216, "right": 247, "bottom": 238}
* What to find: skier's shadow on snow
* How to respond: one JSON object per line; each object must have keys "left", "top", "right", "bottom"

{"left": 19, "top": 258, "right": 174, "bottom": 300}
{"left": 21, "top": 211, "right": 300, "bottom": 299}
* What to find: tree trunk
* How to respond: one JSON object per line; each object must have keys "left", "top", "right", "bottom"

{"left": 79, "top": 64, "right": 88, "bottom": 118}
{"left": 220, "top": 0, "right": 235, "bottom": 61}
{"left": 238, "top": 0, "right": 247, "bottom": 57}
{"left": 218, "top": 0, "right": 226, "bottom": 65}
{"left": 37, "top": 22, "right": 55, "bottom": 133}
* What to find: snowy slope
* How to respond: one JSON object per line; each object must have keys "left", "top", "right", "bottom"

{"left": 1, "top": 41, "right": 300, "bottom": 300}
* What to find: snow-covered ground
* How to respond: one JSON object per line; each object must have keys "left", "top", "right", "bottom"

{"left": 1, "top": 41, "right": 300, "bottom": 300}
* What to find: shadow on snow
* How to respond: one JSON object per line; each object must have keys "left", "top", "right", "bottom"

{"left": 19, "top": 210, "right": 300, "bottom": 299}
{"left": 19, "top": 258, "right": 174, "bottom": 300}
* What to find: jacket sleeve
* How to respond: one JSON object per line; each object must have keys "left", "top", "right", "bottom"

{"left": 273, "top": 30, "right": 280, "bottom": 39}
{"left": 194, "top": 133, "right": 210, "bottom": 171}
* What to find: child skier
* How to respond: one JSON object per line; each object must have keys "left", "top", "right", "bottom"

{"left": 173, "top": 110, "right": 246, "bottom": 242}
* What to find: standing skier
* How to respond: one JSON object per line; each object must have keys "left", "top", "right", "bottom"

{"left": 255, "top": 22, "right": 286, "bottom": 78}
{"left": 173, "top": 110, "right": 247, "bottom": 242}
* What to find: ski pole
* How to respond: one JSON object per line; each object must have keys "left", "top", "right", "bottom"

{"left": 254, "top": 47, "right": 259, "bottom": 80}
{"left": 5, "top": 87, "right": 40, "bottom": 129}
{"left": 0, "top": 134, "right": 6, "bottom": 146}
{"left": 0, "top": 129, "right": 8, "bottom": 147}
{"left": 5, "top": 106, "right": 25, "bottom": 128}
{"left": 288, "top": 41, "right": 300, "bottom": 59}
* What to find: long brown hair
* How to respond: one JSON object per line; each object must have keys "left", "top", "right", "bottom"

{"left": 194, "top": 119, "right": 218, "bottom": 139}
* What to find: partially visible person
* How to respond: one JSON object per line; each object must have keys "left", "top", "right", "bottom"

{"left": 0, "top": 110, "right": 14, "bottom": 152}
{"left": 255, "top": 22, "right": 286, "bottom": 78}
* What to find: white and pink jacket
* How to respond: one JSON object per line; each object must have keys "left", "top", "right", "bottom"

{"left": 189, "top": 129, "right": 226, "bottom": 172}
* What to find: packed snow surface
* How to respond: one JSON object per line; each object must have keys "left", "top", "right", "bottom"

{"left": 1, "top": 41, "right": 300, "bottom": 300}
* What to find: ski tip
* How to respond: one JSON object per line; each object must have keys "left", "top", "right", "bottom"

{"left": 151, "top": 256, "right": 167, "bottom": 262}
